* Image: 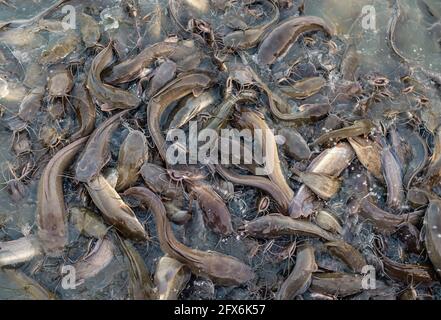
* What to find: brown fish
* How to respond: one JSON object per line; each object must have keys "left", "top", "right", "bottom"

{"left": 185, "top": 179, "right": 233, "bottom": 235}
{"left": 140, "top": 163, "right": 183, "bottom": 199}
{"left": 86, "top": 42, "right": 140, "bottom": 111}
{"left": 213, "top": 164, "right": 291, "bottom": 214}
{"left": 381, "top": 145, "right": 404, "bottom": 210}
{"left": 0, "top": 236, "right": 42, "bottom": 267}
{"left": 75, "top": 110, "right": 128, "bottom": 183}
{"left": 426, "top": 128, "right": 441, "bottom": 183}
{"left": 312, "top": 119, "right": 374, "bottom": 146}
{"left": 357, "top": 198, "right": 423, "bottom": 234}
{"left": 146, "top": 59, "right": 177, "bottom": 98}
{"left": 279, "top": 77, "right": 326, "bottom": 100}
{"left": 103, "top": 41, "right": 180, "bottom": 84}
{"left": 37, "top": 136, "right": 88, "bottom": 256}
{"left": 86, "top": 175, "right": 148, "bottom": 241}
{"left": 348, "top": 137, "right": 383, "bottom": 181}
{"left": 242, "top": 213, "right": 338, "bottom": 241}
{"left": 425, "top": 200, "right": 441, "bottom": 277}
{"left": 310, "top": 272, "right": 369, "bottom": 297}
{"left": 402, "top": 131, "right": 427, "bottom": 190}
{"left": 290, "top": 167, "right": 342, "bottom": 201}
{"left": 124, "top": 187, "right": 254, "bottom": 286}
{"left": 18, "top": 87, "right": 44, "bottom": 122}
{"left": 325, "top": 241, "right": 367, "bottom": 273}
{"left": 116, "top": 130, "right": 149, "bottom": 191}
{"left": 70, "top": 82, "right": 96, "bottom": 140}
{"left": 223, "top": 0, "right": 279, "bottom": 50}
{"left": 276, "top": 244, "right": 317, "bottom": 300}
{"left": 72, "top": 236, "right": 115, "bottom": 284}
{"left": 147, "top": 73, "right": 213, "bottom": 161}
{"left": 279, "top": 128, "right": 311, "bottom": 161}
{"left": 290, "top": 143, "right": 354, "bottom": 218}
{"left": 257, "top": 16, "right": 335, "bottom": 65}
{"left": 379, "top": 253, "right": 436, "bottom": 284}
{"left": 154, "top": 255, "right": 190, "bottom": 300}
{"left": 2, "top": 269, "right": 56, "bottom": 300}
{"left": 118, "top": 237, "right": 157, "bottom": 300}
{"left": 234, "top": 108, "right": 295, "bottom": 203}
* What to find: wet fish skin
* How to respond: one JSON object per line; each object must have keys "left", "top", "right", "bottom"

{"left": 72, "top": 236, "right": 115, "bottom": 284}
{"left": 146, "top": 59, "right": 177, "bottom": 98}
{"left": 290, "top": 167, "right": 342, "bottom": 201}
{"left": 169, "top": 89, "right": 217, "bottom": 129}
{"left": 311, "top": 272, "right": 381, "bottom": 297}
{"left": 290, "top": 142, "right": 354, "bottom": 218}
{"left": 104, "top": 40, "right": 199, "bottom": 84}
{"left": 223, "top": 0, "right": 279, "bottom": 50}
{"left": 155, "top": 255, "right": 190, "bottom": 300}
{"left": 279, "top": 77, "right": 326, "bottom": 100}
{"left": 2, "top": 269, "right": 56, "bottom": 300}
{"left": 402, "top": 131, "right": 428, "bottom": 190}
{"left": 348, "top": 136, "right": 383, "bottom": 181}
{"left": 425, "top": 200, "right": 441, "bottom": 277}
{"left": 75, "top": 110, "right": 129, "bottom": 183}
{"left": 243, "top": 213, "right": 338, "bottom": 241}
{"left": 357, "top": 198, "right": 423, "bottom": 234}
{"left": 71, "top": 82, "right": 96, "bottom": 140}
{"left": 118, "top": 238, "right": 157, "bottom": 300}
{"left": 18, "top": 87, "right": 44, "bottom": 122}
{"left": 315, "top": 210, "right": 342, "bottom": 235}
{"left": 0, "top": 236, "right": 42, "bottom": 267}
{"left": 233, "top": 107, "right": 295, "bottom": 202}
{"left": 140, "top": 163, "right": 183, "bottom": 199}
{"left": 186, "top": 180, "right": 233, "bottom": 235}
{"left": 86, "top": 41, "right": 140, "bottom": 110}
{"left": 425, "top": 128, "right": 441, "bottom": 183}
{"left": 147, "top": 72, "right": 213, "bottom": 161}
{"left": 312, "top": 119, "right": 374, "bottom": 146}
{"left": 116, "top": 129, "right": 149, "bottom": 191}
{"left": 279, "top": 128, "right": 311, "bottom": 161}
{"left": 325, "top": 240, "right": 367, "bottom": 273}
{"left": 69, "top": 207, "right": 108, "bottom": 239}
{"left": 214, "top": 164, "right": 291, "bottom": 214}
{"left": 124, "top": 186, "right": 255, "bottom": 286}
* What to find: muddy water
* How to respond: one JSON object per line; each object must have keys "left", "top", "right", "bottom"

{"left": 0, "top": 0, "right": 441, "bottom": 300}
